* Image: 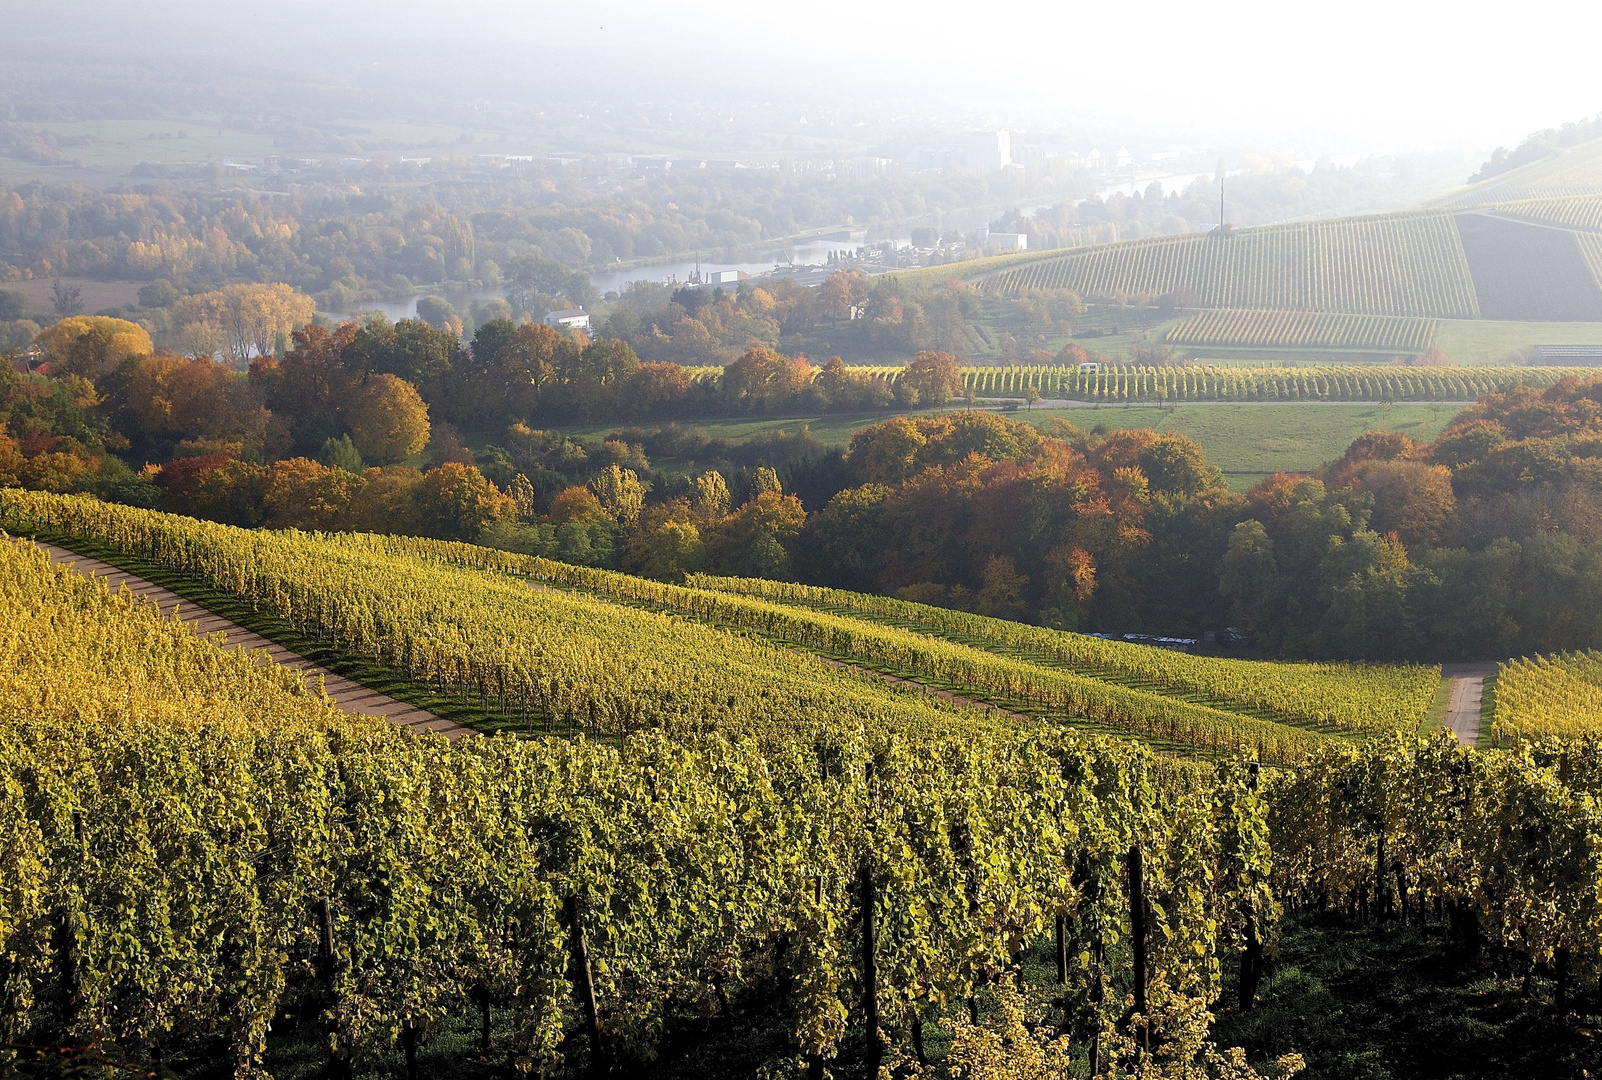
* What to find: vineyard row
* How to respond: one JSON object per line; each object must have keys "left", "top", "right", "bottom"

{"left": 955, "top": 364, "right": 1568, "bottom": 402}
{"left": 1162, "top": 309, "right": 1438, "bottom": 351}
{"left": 682, "top": 571, "right": 1438, "bottom": 733}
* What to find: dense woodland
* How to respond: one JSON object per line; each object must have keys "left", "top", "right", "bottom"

{"left": 6, "top": 306, "right": 1602, "bottom": 662}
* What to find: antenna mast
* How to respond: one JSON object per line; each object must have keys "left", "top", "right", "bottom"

{"left": 1218, "top": 157, "right": 1226, "bottom": 232}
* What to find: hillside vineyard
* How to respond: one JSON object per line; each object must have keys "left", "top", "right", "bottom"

{"left": 945, "top": 364, "right": 1568, "bottom": 402}
{"left": 4, "top": 512, "right": 1602, "bottom": 1077}
{"left": 1162, "top": 310, "right": 1439, "bottom": 351}
{"left": 977, "top": 212, "right": 1481, "bottom": 317}
{"left": 3, "top": 492, "right": 1392, "bottom": 761}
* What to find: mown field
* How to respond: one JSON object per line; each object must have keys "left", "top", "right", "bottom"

{"left": 1023, "top": 402, "right": 1458, "bottom": 489}
{"left": 561, "top": 401, "right": 1461, "bottom": 492}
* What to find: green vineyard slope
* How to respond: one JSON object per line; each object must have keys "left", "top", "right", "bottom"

{"left": 1163, "top": 309, "right": 1439, "bottom": 351}
{"left": 975, "top": 211, "right": 1480, "bottom": 318}
{"left": 5, "top": 493, "right": 1340, "bottom": 761}
{"left": 1429, "top": 137, "right": 1602, "bottom": 209}
{"left": 1487, "top": 194, "right": 1602, "bottom": 232}
{"left": 683, "top": 572, "right": 1437, "bottom": 734}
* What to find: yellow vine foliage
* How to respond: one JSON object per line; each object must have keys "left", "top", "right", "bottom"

{"left": 1491, "top": 651, "right": 1602, "bottom": 741}
{"left": 0, "top": 536, "right": 369, "bottom": 737}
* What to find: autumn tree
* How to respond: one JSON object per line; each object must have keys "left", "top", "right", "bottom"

{"left": 173, "top": 284, "right": 314, "bottom": 366}
{"left": 847, "top": 416, "right": 928, "bottom": 485}
{"left": 108, "top": 352, "right": 267, "bottom": 460}
{"left": 348, "top": 374, "right": 430, "bottom": 464}
{"left": 251, "top": 323, "right": 359, "bottom": 455}
{"left": 703, "top": 488, "right": 807, "bottom": 578}
{"left": 588, "top": 464, "right": 646, "bottom": 526}
{"left": 692, "top": 470, "right": 731, "bottom": 519}
{"left": 722, "top": 346, "right": 813, "bottom": 412}
{"left": 262, "top": 457, "right": 362, "bottom": 530}
{"left": 35, "top": 317, "right": 153, "bottom": 379}
{"left": 416, "top": 462, "right": 514, "bottom": 540}
{"left": 900, "top": 350, "right": 963, "bottom": 406}
{"left": 1340, "top": 460, "right": 1457, "bottom": 549}
{"left": 341, "top": 316, "right": 463, "bottom": 401}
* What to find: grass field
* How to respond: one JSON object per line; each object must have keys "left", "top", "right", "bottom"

{"left": 1432, "top": 317, "right": 1602, "bottom": 364}
{"left": 0, "top": 115, "right": 502, "bottom": 186}
{"left": 1024, "top": 402, "right": 1457, "bottom": 488}
{"left": 0, "top": 277, "right": 143, "bottom": 319}
{"left": 567, "top": 401, "right": 1460, "bottom": 491}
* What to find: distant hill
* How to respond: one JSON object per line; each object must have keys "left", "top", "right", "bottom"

{"left": 1431, "top": 136, "right": 1602, "bottom": 208}
{"left": 936, "top": 138, "right": 1602, "bottom": 336}
{"left": 973, "top": 210, "right": 1480, "bottom": 318}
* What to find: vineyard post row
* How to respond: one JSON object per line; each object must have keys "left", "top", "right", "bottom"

{"left": 952, "top": 365, "right": 1569, "bottom": 403}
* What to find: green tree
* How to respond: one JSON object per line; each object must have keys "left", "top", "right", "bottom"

{"left": 318, "top": 434, "right": 364, "bottom": 474}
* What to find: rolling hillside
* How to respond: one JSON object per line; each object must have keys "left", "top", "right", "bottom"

{"left": 975, "top": 210, "right": 1481, "bottom": 318}
{"left": 940, "top": 137, "right": 1602, "bottom": 347}
{"left": 4, "top": 490, "right": 1444, "bottom": 763}
{"left": 1428, "top": 138, "right": 1602, "bottom": 208}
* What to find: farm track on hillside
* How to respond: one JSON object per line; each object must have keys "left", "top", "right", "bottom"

{"left": 21, "top": 538, "right": 467, "bottom": 739}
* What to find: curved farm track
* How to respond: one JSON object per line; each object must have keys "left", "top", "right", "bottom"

{"left": 30, "top": 539, "right": 469, "bottom": 739}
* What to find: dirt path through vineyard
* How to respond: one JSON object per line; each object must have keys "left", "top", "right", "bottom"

{"left": 1440, "top": 662, "right": 1498, "bottom": 746}
{"left": 31, "top": 540, "right": 468, "bottom": 739}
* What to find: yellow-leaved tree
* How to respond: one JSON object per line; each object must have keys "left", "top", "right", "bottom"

{"left": 347, "top": 373, "right": 430, "bottom": 464}
{"left": 173, "top": 283, "right": 315, "bottom": 365}
{"left": 34, "top": 316, "right": 153, "bottom": 378}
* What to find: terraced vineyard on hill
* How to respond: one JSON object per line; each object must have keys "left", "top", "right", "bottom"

{"left": 1163, "top": 309, "right": 1439, "bottom": 351}
{"left": 976, "top": 211, "right": 1480, "bottom": 317}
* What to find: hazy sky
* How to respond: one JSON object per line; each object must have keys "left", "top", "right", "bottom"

{"left": 8, "top": 0, "right": 1601, "bottom": 152}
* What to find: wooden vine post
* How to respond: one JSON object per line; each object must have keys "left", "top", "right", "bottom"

{"left": 861, "top": 757, "right": 881, "bottom": 1079}
{"left": 861, "top": 855, "right": 880, "bottom": 1078}
{"left": 1239, "top": 761, "right": 1265, "bottom": 1011}
{"left": 1127, "top": 843, "right": 1148, "bottom": 1055}
{"left": 564, "top": 895, "right": 609, "bottom": 1075}
{"left": 316, "top": 896, "right": 352, "bottom": 1080}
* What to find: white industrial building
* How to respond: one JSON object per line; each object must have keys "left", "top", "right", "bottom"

{"left": 543, "top": 308, "right": 592, "bottom": 331}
